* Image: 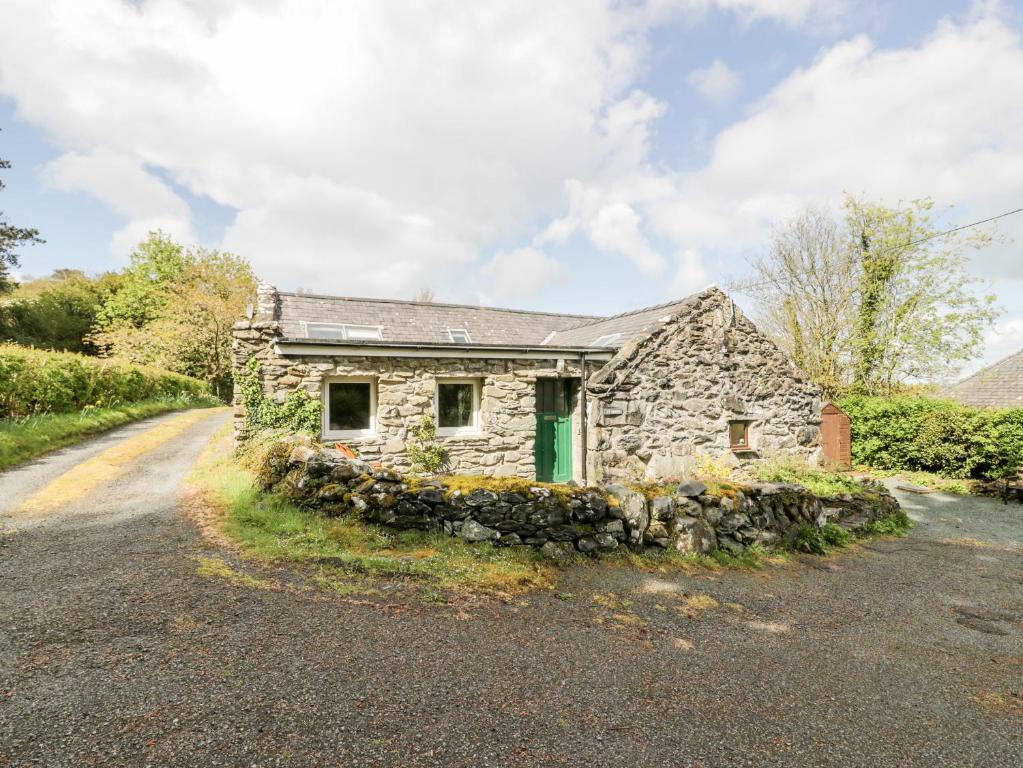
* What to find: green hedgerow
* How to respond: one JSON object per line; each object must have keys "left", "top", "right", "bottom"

{"left": 0, "top": 343, "right": 207, "bottom": 418}
{"left": 837, "top": 395, "right": 1023, "bottom": 481}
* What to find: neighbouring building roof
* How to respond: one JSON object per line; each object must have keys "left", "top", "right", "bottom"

{"left": 946, "top": 348, "right": 1023, "bottom": 409}
{"left": 275, "top": 289, "right": 711, "bottom": 350}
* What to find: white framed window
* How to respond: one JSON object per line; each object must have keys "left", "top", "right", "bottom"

{"left": 435, "top": 378, "right": 480, "bottom": 436}
{"left": 323, "top": 378, "right": 376, "bottom": 439}
{"left": 447, "top": 328, "right": 472, "bottom": 344}
{"left": 302, "top": 322, "right": 384, "bottom": 341}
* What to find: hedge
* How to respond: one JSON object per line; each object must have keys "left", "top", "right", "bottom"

{"left": 837, "top": 395, "right": 1023, "bottom": 480}
{"left": 0, "top": 343, "right": 209, "bottom": 419}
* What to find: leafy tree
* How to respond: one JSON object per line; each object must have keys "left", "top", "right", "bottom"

{"left": 0, "top": 270, "right": 120, "bottom": 353}
{"left": 740, "top": 195, "right": 1001, "bottom": 396}
{"left": 0, "top": 152, "right": 43, "bottom": 293}
{"left": 92, "top": 231, "right": 257, "bottom": 396}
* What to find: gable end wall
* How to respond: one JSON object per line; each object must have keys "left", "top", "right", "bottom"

{"left": 586, "top": 288, "right": 822, "bottom": 482}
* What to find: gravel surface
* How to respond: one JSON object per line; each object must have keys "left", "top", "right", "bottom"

{"left": 1, "top": 414, "right": 1021, "bottom": 767}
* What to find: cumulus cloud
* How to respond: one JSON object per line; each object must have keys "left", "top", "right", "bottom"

{"left": 478, "top": 247, "right": 569, "bottom": 305}
{"left": 687, "top": 59, "right": 740, "bottom": 103}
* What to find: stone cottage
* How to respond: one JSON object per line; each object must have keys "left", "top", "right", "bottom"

{"left": 232, "top": 284, "right": 823, "bottom": 483}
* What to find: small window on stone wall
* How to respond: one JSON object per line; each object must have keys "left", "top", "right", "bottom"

{"left": 729, "top": 421, "right": 751, "bottom": 451}
{"left": 436, "top": 379, "right": 480, "bottom": 436}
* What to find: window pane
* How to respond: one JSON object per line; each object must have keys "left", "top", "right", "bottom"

{"left": 438, "top": 383, "right": 474, "bottom": 428}
{"left": 729, "top": 422, "right": 747, "bottom": 447}
{"left": 329, "top": 383, "right": 371, "bottom": 431}
{"left": 307, "top": 324, "right": 346, "bottom": 339}
{"left": 345, "top": 325, "right": 383, "bottom": 341}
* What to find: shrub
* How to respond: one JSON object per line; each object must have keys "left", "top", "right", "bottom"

{"left": 837, "top": 395, "right": 1023, "bottom": 480}
{"left": 0, "top": 343, "right": 208, "bottom": 418}
{"left": 238, "top": 357, "right": 321, "bottom": 435}
{"left": 406, "top": 414, "right": 447, "bottom": 473}
{"left": 755, "top": 456, "right": 862, "bottom": 497}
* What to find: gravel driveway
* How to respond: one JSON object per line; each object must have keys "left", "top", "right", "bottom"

{"left": 1, "top": 412, "right": 1021, "bottom": 767}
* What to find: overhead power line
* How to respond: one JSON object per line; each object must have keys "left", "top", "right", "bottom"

{"left": 734, "top": 204, "right": 1023, "bottom": 295}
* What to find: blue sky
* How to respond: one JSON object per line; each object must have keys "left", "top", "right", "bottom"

{"left": 1, "top": 0, "right": 1022, "bottom": 373}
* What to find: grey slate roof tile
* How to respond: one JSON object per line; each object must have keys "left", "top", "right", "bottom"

{"left": 946, "top": 349, "right": 1023, "bottom": 409}
{"left": 277, "top": 289, "right": 711, "bottom": 350}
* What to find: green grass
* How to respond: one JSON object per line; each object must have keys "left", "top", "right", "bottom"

{"left": 755, "top": 457, "right": 863, "bottom": 497}
{"left": 189, "top": 428, "right": 557, "bottom": 598}
{"left": 855, "top": 510, "right": 914, "bottom": 538}
{"left": 607, "top": 542, "right": 788, "bottom": 573}
{"left": 0, "top": 394, "right": 223, "bottom": 471}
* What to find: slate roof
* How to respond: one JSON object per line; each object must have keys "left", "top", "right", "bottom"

{"left": 544, "top": 297, "right": 699, "bottom": 348}
{"left": 946, "top": 349, "right": 1023, "bottom": 409}
{"left": 276, "top": 290, "right": 709, "bottom": 349}
{"left": 277, "top": 292, "right": 598, "bottom": 347}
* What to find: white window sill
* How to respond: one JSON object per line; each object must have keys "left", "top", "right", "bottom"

{"left": 436, "top": 430, "right": 485, "bottom": 440}
{"left": 324, "top": 431, "right": 377, "bottom": 441}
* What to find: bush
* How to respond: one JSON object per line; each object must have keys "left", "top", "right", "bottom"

{"left": 0, "top": 343, "right": 208, "bottom": 418}
{"left": 406, "top": 414, "right": 447, "bottom": 473}
{"left": 838, "top": 395, "right": 1023, "bottom": 481}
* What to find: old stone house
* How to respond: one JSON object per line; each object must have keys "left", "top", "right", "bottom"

{"left": 232, "top": 284, "right": 823, "bottom": 483}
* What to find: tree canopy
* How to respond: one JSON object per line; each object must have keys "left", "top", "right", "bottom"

{"left": 739, "top": 196, "right": 1001, "bottom": 397}
{"left": 90, "top": 232, "right": 257, "bottom": 397}
{"left": 0, "top": 152, "right": 43, "bottom": 293}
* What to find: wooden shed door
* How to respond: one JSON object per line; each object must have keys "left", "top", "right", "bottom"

{"left": 535, "top": 379, "right": 572, "bottom": 483}
{"left": 820, "top": 403, "right": 851, "bottom": 468}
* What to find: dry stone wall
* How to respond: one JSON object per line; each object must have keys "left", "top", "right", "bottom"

{"left": 588, "top": 288, "right": 823, "bottom": 483}
{"left": 264, "top": 437, "right": 900, "bottom": 557}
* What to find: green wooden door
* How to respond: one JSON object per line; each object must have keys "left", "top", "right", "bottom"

{"left": 535, "top": 379, "right": 572, "bottom": 483}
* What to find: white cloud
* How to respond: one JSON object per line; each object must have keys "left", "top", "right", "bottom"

{"left": 478, "top": 247, "right": 568, "bottom": 305}
{"left": 687, "top": 59, "right": 740, "bottom": 103}
{"left": 43, "top": 150, "right": 195, "bottom": 258}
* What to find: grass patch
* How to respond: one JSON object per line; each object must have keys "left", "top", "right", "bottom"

{"left": 856, "top": 510, "right": 913, "bottom": 538}
{"left": 607, "top": 542, "right": 787, "bottom": 573}
{"left": 755, "top": 457, "right": 862, "bottom": 497}
{"left": 0, "top": 394, "right": 223, "bottom": 471}
{"left": 792, "top": 523, "right": 854, "bottom": 554}
{"left": 189, "top": 428, "right": 556, "bottom": 598}
{"left": 195, "top": 554, "right": 278, "bottom": 590}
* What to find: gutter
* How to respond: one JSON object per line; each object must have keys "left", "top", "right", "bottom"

{"left": 274, "top": 338, "right": 616, "bottom": 361}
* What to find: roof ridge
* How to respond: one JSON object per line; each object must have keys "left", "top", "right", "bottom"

{"left": 950, "top": 347, "right": 1023, "bottom": 388}
{"left": 550, "top": 287, "right": 718, "bottom": 334}
{"left": 278, "top": 291, "right": 602, "bottom": 320}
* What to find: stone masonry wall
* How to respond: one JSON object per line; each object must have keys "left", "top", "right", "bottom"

{"left": 233, "top": 302, "right": 582, "bottom": 479}
{"left": 265, "top": 437, "right": 900, "bottom": 557}
{"left": 588, "top": 288, "right": 823, "bottom": 483}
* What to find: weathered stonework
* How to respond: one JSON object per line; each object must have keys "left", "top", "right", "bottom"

{"left": 233, "top": 311, "right": 584, "bottom": 479}
{"left": 264, "top": 437, "right": 900, "bottom": 555}
{"left": 588, "top": 289, "right": 823, "bottom": 483}
{"left": 233, "top": 284, "right": 824, "bottom": 482}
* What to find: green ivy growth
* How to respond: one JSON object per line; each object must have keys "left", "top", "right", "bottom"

{"left": 239, "top": 357, "right": 321, "bottom": 436}
{"left": 405, "top": 413, "right": 447, "bottom": 474}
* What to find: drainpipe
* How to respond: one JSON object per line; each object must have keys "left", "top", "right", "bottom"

{"left": 580, "top": 352, "right": 588, "bottom": 485}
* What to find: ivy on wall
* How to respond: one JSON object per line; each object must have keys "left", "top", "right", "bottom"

{"left": 238, "top": 356, "right": 321, "bottom": 435}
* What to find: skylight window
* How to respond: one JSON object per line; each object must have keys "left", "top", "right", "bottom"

{"left": 447, "top": 328, "right": 472, "bottom": 344}
{"left": 303, "top": 322, "right": 383, "bottom": 341}
{"left": 591, "top": 333, "right": 623, "bottom": 347}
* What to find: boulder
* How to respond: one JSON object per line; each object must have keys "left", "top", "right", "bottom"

{"left": 458, "top": 519, "right": 500, "bottom": 542}
{"left": 671, "top": 515, "right": 717, "bottom": 554}
{"left": 606, "top": 484, "right": 649, "bottom": 547}
{"left": 465, "top": 488, "right": 499, "bottom": 507}
{"left": 649, "top": 495, "right": 676, "bottom": 521}
{"left": 577, "top": 533, "right": 619, "bottom": 553}
{"left": 674, "top": 480, "right": 708, "bottom": 498}
{"left": 540, "top": 541, "right": 575, "bottom": 562}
